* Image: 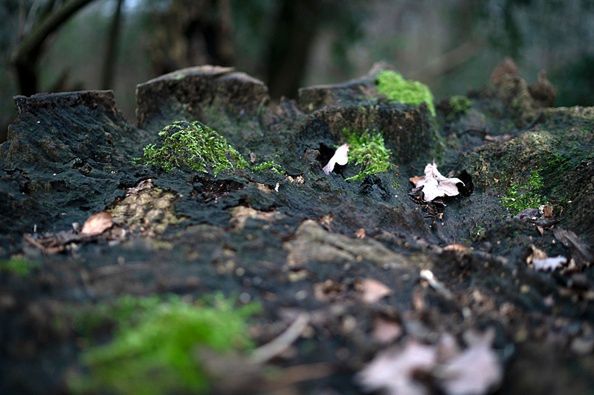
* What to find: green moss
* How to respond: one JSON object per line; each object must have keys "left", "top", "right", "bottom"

{"left": 138, "top": 121, "right": 249, "bottom": 174}
{"left": 376, "top": 70, "right": 435, "bottom": 116}
{"left": 138, "top": 120, "right": 285, "bottom": 176}
{"left": 71, "top": 294, "right": 259, "bottom": 395}
{"left": 0, "top": 257, "right": 37, "bottom": 277}
{"left": 471, "top": 225, "right": 487, "bottom": 242}
{"left": 251, "top": 160, "right": 285, "bottom": 175}
{"left": 501, "top": 170, "right": 546, "bottom": 214}
{"left": 343, "top": 129, "right": 392, "bottom": 181}
{"left": 449, "top": 95, "right": 472, "bottom": 115}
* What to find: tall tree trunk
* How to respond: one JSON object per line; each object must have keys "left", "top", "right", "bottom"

{"left": 264, "top": 0, "right": 321, "bottom": 99}
{"left": 101, "top": 0, "right": 125, "bottom": 90}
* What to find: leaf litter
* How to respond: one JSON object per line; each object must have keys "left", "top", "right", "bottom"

{"left": 410, "top": 163, "right": 465, "bottom": 202}
{"left": 358, "top": 329, "right": 502, "bottom": 395}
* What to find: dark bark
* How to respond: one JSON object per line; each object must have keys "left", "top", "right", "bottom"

{"left": 101, "top": 0, "right": 125, "bottom": 90}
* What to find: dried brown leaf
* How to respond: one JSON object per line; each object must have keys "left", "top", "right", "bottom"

{"left": 80, "top": 212, "right": 113, "bottom": 237}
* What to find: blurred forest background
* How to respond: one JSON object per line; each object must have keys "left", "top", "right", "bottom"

{"left": 2, "top": 0, "right": 594, "bottom": 142}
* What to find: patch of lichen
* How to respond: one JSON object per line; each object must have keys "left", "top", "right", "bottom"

{"left": 109, "top": 179, "right": 182, "bottom": 237}
{"left": 501, "top": 170, "right": 546, "bottom": 214}
{"left": 70, "top": 294, "right": 259, "bottom": 395}
{"left": 343, "top": 128, "right": 392, "bottom": 181}
{"left": 0, "top": 256, "right": 37, "bottom": 277}
{"left": 376, "top": 70, "right": 435, "bottom": 116}
{"left": 139, "top": 120, "right": 249, "bottom": 174}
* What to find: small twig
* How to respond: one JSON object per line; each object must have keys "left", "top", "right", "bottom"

{"left": 420, "top": 269, "right": 454, "bottom": 300}
{"left": 251, "top": 313, "right": 310, "bottom": 364}
{"left": 23, "top": 233, "right": 47, "bottom": 253}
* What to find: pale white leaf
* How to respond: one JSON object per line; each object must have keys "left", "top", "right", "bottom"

{"left": 411, "top": 163, "right": 464, "bottom": 202}
{"left": 437, "top": 330, "right": 502, "bottom": 395}
{"left": 358, "top": 341, "right": 437, "bottom": 395}
{"left": 358, "top": 278, "right": 391, "bottom": 304}
{"left": 533, "top": 255, "right": 567, "bottom": 271}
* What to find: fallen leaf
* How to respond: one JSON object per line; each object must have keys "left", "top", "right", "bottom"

{"left": 437, "top": 330, "right": 502, "bottom": 395}
{"left": 355, "top": 228, "right": 366, "bottom": 239}
{"left": 437, "top": 333, "right": 460, "bottom": 362}
{"left": 358, "top": 278, "right": 392, "bottom": 304}
{"left": 357, "top": 341, "right": 437, "bottom": 395}
{"left": 358, "top": 330, "right": 502, "bottom": 395}
{"left": 323, "top": 144, "right": 349, "bottom": 175}
{"left": 372, "top": 317, "right": 402, "bottom": 344}
{"left": 80, "top": 212, "right": 113, "bottom": 236}
{"left": 540, "top": 204, "right": 554, "bottom": 218}
{"left": 526, "top": 245, "right": 568, "bottom": 271}
{"left": 411, "top": 163, "right": 464, "bottom": 202}
{"left": 533, "top": 256, "right": 567, "bottom": 271}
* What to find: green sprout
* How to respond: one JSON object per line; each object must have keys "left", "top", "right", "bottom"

{"left": 343, "top": 129, "right": 392, "bottom": 181}
{"left": 138, "top": 121, "right": 249, "bottom": 174}
{"left": 501, "top": 170, "right": 546, "bottom": 214}
{"left": 449, "top": 95, "right": 472, "bottom": 115}
{"left": 251, "top": 160, "right": 285, "bottom": 175}
{"left": 376, "top": 70, "right": 435, "bottom": 116}
{"left": 0, "top": 257, "right": 38, "bottom": 277}
{"left": 70, "top": 294, "right": 259, "bottom": 395}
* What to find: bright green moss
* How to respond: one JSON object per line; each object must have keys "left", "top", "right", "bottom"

{"left": 376, "top": 70, "right": 435, "bottom": 116}
{"left": 251, "top": 160, "right": 285, "bottom": 175}
{"left": 343, "top": 129, "right": 392, "bottom": 181}
{"left": 0, "top": 257, "right": 37, "bottom": 277}
{"left": 501, "top": 170, "right": 546, "bottom": 214}
{"left": 138, "top": 120, "right": 285, "bottom": 176}
{"left": 71, "top": 294, "right": 259, "bottom": 395}
{"left": 449, "top": 95, "right": 472, "bottom": 115}
{"left": 139, "top": 121, "right": 249, "bottom": 174}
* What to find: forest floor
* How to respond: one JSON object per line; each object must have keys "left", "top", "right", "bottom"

{"left": 1, "top": 62, "right": 593, "bottom": 395}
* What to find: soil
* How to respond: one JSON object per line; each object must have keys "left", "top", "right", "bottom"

{"left": 1, "top": 63, "right": 593, "bottom": 395}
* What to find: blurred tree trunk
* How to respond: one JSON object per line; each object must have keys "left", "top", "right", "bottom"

{"left": 264, "top": 0, "right": 322, "bottom": 99}
{"left": 148, "top": 0, "right": 235, "bottom": 76}
{"left": 11, "top": 0, "right": 95, "bottom": 95}
{"left": 101, "top": 0, "right": 125, "bottom": 90}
